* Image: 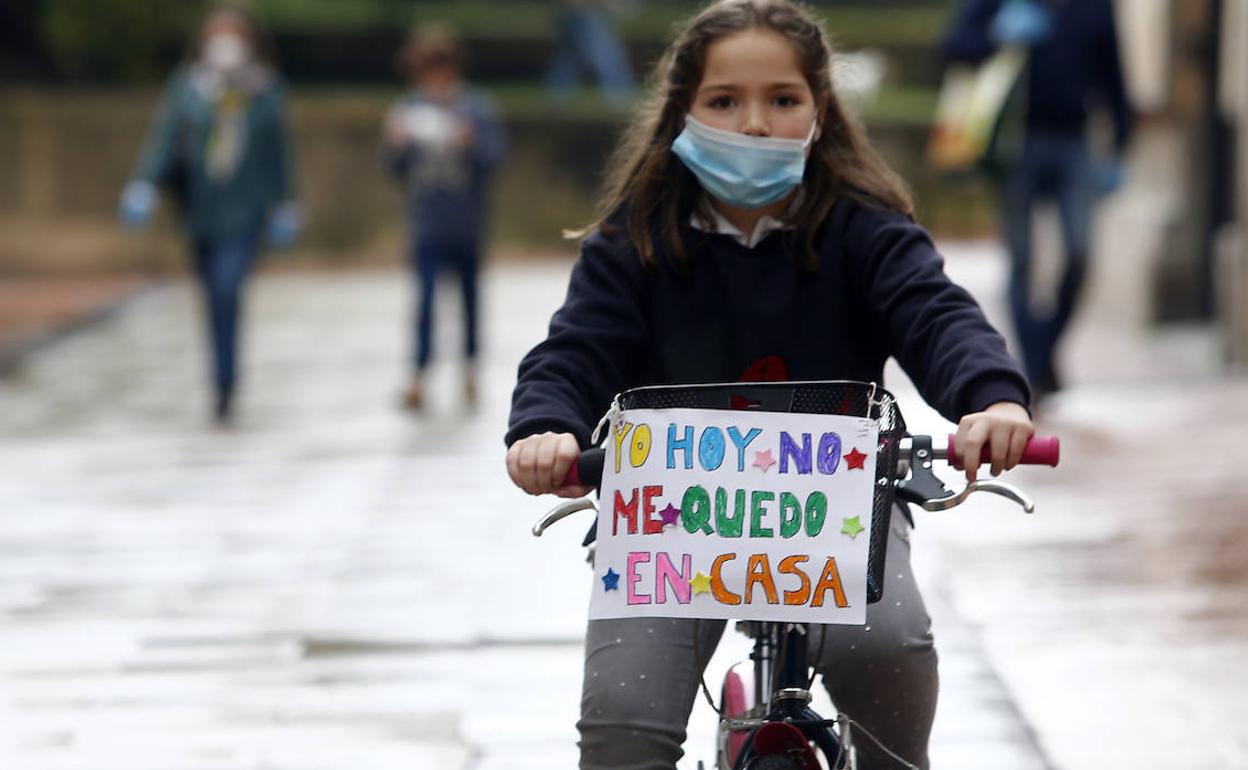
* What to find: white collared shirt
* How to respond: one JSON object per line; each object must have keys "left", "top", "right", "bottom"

{"left": 688, "top": 196, "right": 799, "bottom": 249}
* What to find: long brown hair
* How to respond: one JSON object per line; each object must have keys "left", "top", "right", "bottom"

{"left": 575, "top": 0, "right": 913, "bottom": 269}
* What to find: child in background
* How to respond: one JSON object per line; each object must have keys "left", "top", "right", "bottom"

{"left": 385, "top": 25, "right": 506, "bottom": 409}
{"left": 505, "top": 1, "right": 1035, "bottom": 768}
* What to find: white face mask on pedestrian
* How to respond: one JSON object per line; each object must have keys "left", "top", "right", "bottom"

{"left": 202, "top": 33, "right": 251, "bottom": 72}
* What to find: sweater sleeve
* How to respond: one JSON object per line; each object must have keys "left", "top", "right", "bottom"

{"left": 506, "top": 230, "right": 652, "bottom": 448}
{"left": 846, "top": 205, "right": 1031, "bottom": 421}
{"left": 381, "top": 101, "right": 415, "bottom": 182}
{"left": 1094, "top": 0, "right": 1134, "bottom": 153}
{"left": 131, "top": 70, "right": 186, "bottom": 185}
{"left": 468, "top": 91, "right": 506, "bottom": 177}
{"left": 270, "top": 80, "right": 295, "bottom": 204}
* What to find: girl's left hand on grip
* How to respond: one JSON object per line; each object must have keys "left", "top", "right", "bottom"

{"left": 954, "top": 401, "right": 1035, "bottom": 482}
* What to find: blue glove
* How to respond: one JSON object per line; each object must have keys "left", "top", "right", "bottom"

{"left": 118, "top": 181, "right": 157, "bottom": 230}
{"left": 990, "top": 0, "right": 1053, "bottom": 47}
{"left": 1094, "top": 161, "right": 1125, "bottom": 197}
{"left": 266, "top": 201, "right": 302, "bottom": 249}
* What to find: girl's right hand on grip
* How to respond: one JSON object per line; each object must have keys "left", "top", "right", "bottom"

{"left": 506, "top": 432, "right": 590, "bottom": 498}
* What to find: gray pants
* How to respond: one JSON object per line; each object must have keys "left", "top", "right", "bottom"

{"left": 578, "top": 508, "right": 937, "bottom": 770}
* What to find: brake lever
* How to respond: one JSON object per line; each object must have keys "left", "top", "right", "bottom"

{"left": 895, "top": 435, "right": 1036, "bottom": 514}
{"left": 895, "top": 435, "right": 950, "bottom": 505}
{"left": 919, "top": 479, "right": 1035, "bottom": 513}
{"left": 532, "top": 498, "right": 597, "bottom": 537}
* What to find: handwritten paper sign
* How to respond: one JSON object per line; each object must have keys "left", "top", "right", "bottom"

{"left": 589, "top": 408, "right": 878, "bottom": 624}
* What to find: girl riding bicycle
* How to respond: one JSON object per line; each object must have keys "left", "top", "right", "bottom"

{"left": 506, "top": 1, "right": 1034, "bottom": 767}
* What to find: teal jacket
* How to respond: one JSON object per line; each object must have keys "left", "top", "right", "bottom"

{"left": 131, "top": 63, "right": 295, "bottom": 243}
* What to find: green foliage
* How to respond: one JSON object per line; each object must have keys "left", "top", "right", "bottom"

{"left": 33, "top": 0, "right": 950, "bottom": 84}
{"left": 41, "top": 0, "right": 206, "bottom": 81}
{"left": 252, "top": 0, "right": 417, "bottom": 32}
{"left": 253, "top": 1, "right": 946, "bottom": 47}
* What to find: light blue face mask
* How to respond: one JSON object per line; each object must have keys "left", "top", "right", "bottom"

{"left": 671, "top": 114, "right": 817, "bottom": 210}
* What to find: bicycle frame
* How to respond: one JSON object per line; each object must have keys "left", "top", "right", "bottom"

{"left": 720, "top": 622, "right": 845, "bottom": 770}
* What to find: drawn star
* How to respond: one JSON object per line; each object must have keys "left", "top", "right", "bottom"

{"left": 690, "top": 571, "right": 712, "bottom": 595}
{"left": 659, "top": 503, "right": 680, "bottom": 527}
{"left": 843, "top": 447, "right": 868, "bottom": 470}
{"left": 601, "top": 568, "right": 621, "bottom": 591}
{"left": 841, "top": 516, "right": 866, "bottom": 539}
{"left": 753, "top": 448, "right": 777, "bottom": 473}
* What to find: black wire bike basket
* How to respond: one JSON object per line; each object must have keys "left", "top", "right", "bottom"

{"left": 613, "top": 380, "right": 905, "bottom": 605}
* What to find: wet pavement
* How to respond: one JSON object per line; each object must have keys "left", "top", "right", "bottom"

{"left": 0, "top": 275, "right": 151, "bottom": 373}
{"left": 919, "top": 142, "right": 1248, "bottom": 769}
{"left": 1, "top": 230, "right": 1245, "bottom": 769}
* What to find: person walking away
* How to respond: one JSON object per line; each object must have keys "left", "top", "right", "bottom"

{"left": 385, "top": 25, "right": 506, "bottom": 410}
{"left": 120, "top": 3, "right": 300, "bottom": 423}
{"left": 944, "top": 0, "right": 1132, "bottom": 404}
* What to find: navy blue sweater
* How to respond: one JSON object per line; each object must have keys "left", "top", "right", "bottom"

{"left": 943, "top": 0, "right": 1132, "bottom": 151}
{"left": 506, "top": 198, "right": 1031, "bottom": 448}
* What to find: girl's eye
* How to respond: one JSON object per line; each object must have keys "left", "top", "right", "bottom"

{"left": 708, "top": 95, "right": 735, "bottom": 109}
{"left": 774, "top": 94, "right": 800, "bottom": 107}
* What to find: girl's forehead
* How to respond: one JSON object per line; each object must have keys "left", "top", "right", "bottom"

{"left": 699, "top": 28, "right": 805, "bottom": 87}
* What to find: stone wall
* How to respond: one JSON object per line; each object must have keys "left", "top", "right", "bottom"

{"left": 0, "top": 87, "right": 994, "bottom": 275}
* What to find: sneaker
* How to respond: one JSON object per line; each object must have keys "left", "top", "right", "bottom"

{"left": 214, "top": 389, "right": 234, "bottom": 424}
{"left": 463, "top": 368, "right": 479, "bottom": 408}
{"left": 401, "top": 376, "right": 425, "bottom": 410}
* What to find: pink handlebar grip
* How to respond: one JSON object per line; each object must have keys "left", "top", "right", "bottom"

{"left": 946, "top": 434, "right": 1060, "bottom": 468}
{"left": 560, "top": 447, "right": 604, "bottom": 489}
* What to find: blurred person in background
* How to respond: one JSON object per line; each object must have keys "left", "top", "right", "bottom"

{"left": 119, "top": 2, "right": 299, "bottom": 424}
{"left": 545, "top": 0, "right": 638, "bottom": 107}
{"left": 943, "top": 0, "right": 1132, "bottom": 405}
{"left": 385, "top": 25, "right": 506, "bottom": 411}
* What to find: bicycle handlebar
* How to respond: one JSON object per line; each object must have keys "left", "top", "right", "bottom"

{"left": 563, "top": 447, "right": 605, "bottom": 490}
{"left": 945, "top": 433, "right": 1060, "bottom": 468}
{"left": 561, "top": 436, "right": 1058, "bottom": 489}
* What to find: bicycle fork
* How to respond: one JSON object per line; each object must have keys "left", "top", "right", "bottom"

{"left": 730, "top": 624, "right": 846, "bottom": 769}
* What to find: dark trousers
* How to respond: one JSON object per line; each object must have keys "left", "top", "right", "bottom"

{"left": 193, "top": 227, "right": 260, "bottom": 399}
{"left": 1002, "top": 130, "right": 1095, "bottom": 389}
{"left": 545, "top": 7, "right": 637, "bottom": 104}
{"left": 413, "top": 237, "right": 480, "bottom": 372}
